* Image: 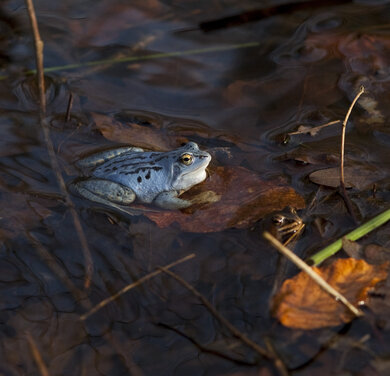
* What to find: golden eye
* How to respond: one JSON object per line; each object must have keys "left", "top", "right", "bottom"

{"left": 180, "top": 153, "right": 193, "bottom": 165}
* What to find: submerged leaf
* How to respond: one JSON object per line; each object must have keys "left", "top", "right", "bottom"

{"left": 92, "top": 112, "right": 176, "bottom": 150}
{"left": 92, "top": 112, "right": 243, "bottom": 152}
{"left": 309, "top": 166, "right": 384, "bottom": 190}
{"left": 142, "top": 166, "right": 305, "bottom": 233}
{"left": 272, "top": 258, "right": 388, "bottom": 329}
{"left": 342, "top": 238, "right": 364, "bottom": 259}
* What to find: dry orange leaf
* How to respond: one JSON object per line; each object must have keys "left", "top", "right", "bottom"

{"left": 141, "top": 165, "right": 305, "bottom": 233}
{"left": 272, "top": 258, "right": 388, "bottom": 330}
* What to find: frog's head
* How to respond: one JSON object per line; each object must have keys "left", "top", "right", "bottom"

{"left": 171, "top": 142, "right": 211, "bottom": 191}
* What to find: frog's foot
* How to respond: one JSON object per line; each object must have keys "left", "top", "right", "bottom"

{"left": 77, "top": 146, "right": 144, "bottom": 169}
{"left": 188, "top": 190, "right": 221, "bottom": 206}
{"left": 153, "top": 191, "right": 192, "bottom": 210}
{"left": 154, "top": 190, "right": 220, "bottom": 210}
{"left": 72, "top": 179, "right": 136, "bottom": 206}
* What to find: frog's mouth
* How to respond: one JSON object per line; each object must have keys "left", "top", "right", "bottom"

{"left": 183, "top": 165, "right": 206, "bottom": 176}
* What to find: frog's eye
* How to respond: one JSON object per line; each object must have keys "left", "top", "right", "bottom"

{"left": 272, "top": 214, "right": 285, "bottom": 226}
{"left": 180, "top": 153, "right": 193, "bottom": 165}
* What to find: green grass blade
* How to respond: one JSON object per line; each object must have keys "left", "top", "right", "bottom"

{"left": 308, "top": 208, "right": 390, "bottom": 266}
{"left": 0, "top": 42, "right": 260, "bottom": 81}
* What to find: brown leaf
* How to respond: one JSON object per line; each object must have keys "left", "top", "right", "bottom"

{"left": 342, "top": 238, "right": 364, "bottom": 259}
{"left": 364, "top": 244, "right": 390, "bottom": 265}
{"left": 281, "top": 148, "right": 339, "bottom": 166}
{"left": 309, "top": 166, "right": 384, "bottom": 190}
{"left": 272, "top": 258, "right": 389, "bottom": 329}
{"left": 305, "top": 32, "right": 389, "bottom": 129}
{"left": 341, "top": 237, "right": 390, "bottom": 265}
{"left": 92, "top": 112, "right": 243, "bottom": 152}
{"left": 142, "top": 166, "right": 305, "bottom": 233}
{"left": 92, "top": 112, "right": 177, "bottom": 151}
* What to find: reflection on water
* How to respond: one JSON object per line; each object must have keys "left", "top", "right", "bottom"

{"left": 0, "top": 0, "right": 389, "bottom": 375}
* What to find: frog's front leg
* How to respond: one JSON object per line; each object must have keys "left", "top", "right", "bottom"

{"left": 77, "top": 146, "right": 144, "bottom": 169}
{"left": 73, "top": 179, "right": 136, "bottom": 206}
{"left": 154, "top": 191, "right": 192, "bottom": 210}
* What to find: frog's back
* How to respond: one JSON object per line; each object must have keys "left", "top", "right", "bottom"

{"left": 92, "top": 151, "right": 172, "bottom": 203}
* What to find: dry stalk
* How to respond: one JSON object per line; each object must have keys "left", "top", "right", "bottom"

{"left": 80, "top": 254, "right": 196, "bottom": 320}
{"left": 264, "top": 338, "right": 289, "bottom": 376}
{"left": 340, "top": 86, "right": 365, "bottom": 187}
{"left": 25, "top": 0, "right": 94, "bottom": 288}
{"left": 288, "top": 120, "right": 341, "bottom": 136}
{"left": 263, "top": 231, "right": 363, "bottom": 318}
{"left": 339, "top": 86, "right": 365, "bottom": 220}
{"left": 25, "top": 0, "right": 45, "bottom": 115}
{"left": 26, "top": 332, "right": 50, "bottom": 376}
{"left": 65, "top": 92, "right": 73, "bottom": 122}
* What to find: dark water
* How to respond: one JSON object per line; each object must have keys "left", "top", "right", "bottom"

{"left": 0, "top": 0, "right": 389, "bottom": 375}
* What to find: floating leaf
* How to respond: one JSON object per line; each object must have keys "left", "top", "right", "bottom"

{"left": 92, "top": 112, "right": 176, "bottom": 151}
{"left": 142, "top": 166, "right": 305, "bottom": 233}
{"left": 364, "top": 244, "right": 390, "bottom": 265}
{"left": 305, "top": 31, "right": 389, "bottom": 128}
{"left": 309, "top": 166, "right": 384, "bottom": 190}
{"left": 92, "top": 112, "right": 243, "bottom": 152}
{"left": 281, "top": 146, "right": 339, "bottom": 166}
{"left": 272, "top": 258, "right": 388, "bottom": 329}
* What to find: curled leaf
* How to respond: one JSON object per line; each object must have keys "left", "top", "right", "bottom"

{"left": 272, "top": 258, "right": 389, "bottom": 329}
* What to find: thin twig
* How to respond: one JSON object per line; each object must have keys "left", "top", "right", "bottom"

{"left": 158, "top": 322, "right": 257, "bottom": 366}
{"left": 25, "top": 0, "right": 94, "bottom": 288}
{"left": 263, "top": 231, "right": 363, "bottom": 318}
{"left": 65, "top": 92, "right": 73, "bottom": 122}
{"left": 80, "top": 254, "right": 196, "bottom": 320}
{"left": 0, "top": 42, "right": 260, "bottom": 81}
{"left": 340, "top": 86, "right": 365, "bottom": 186}
{"left": 264, "top": 338, "right": 290, "bottom": 376}
{"left": 288, "top": 120, "right": 341, "bottom": 136}
{"left": 26, "top": 332, "right": 50, "bottom": 376}
{"left": 25, "top": 0, "right": 45, "bottom": 115}
{"left": 308, "top": 208, "right": 390, "bottom": 265}
{"left": 27, "top": 232, "right": 89, "bottom": 309}
{"left": 339, "top": 86, "right": 365, "bottom": 220}
{"left": 158, "top": 266, "right": 272, "bottom": 360}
